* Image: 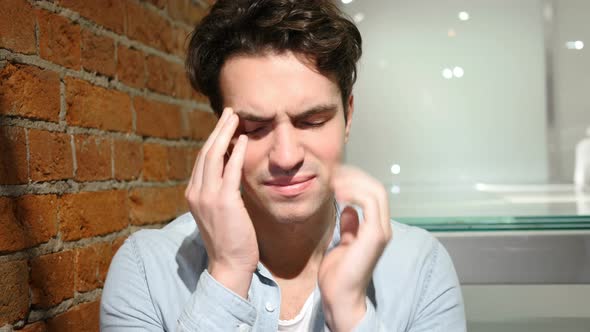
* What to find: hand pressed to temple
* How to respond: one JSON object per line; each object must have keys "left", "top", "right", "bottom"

{"left": 184, "top": 107, "right": 258, "bottom": 299}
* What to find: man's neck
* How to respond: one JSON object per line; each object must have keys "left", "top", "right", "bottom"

{"left": 246, "top": 198, "right": 337, "bottom": 281}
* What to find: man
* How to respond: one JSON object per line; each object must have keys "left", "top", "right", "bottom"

{"left": 100, "top": 0, "right": 466, "bottom": 331}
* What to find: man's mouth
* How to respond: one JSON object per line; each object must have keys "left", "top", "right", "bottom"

{"left": 263, "top": 175, "right": 316, "bottom": 197}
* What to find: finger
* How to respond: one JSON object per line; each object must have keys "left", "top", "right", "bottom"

{"left": 339, "top": 206, "right": 359, "bottom": 245}
{"left": 334, "top": 184, "right": 380, "bottom": 234}
{"left": 189, "top": 108, "right": 232, "bottom": 191}
{"left": 333, "top": 177, "right": 390, "bottom": 254}
{"left": 378, "top": 187, "right": 392, "bottom": 239}
{"left": 333, "top": 166, "right": 391, "bottom": 237}
{"left": 332, "top": 167, "right": 376, "bottom": 223}
{"left": 201, "top": 112, "right": 239, "bottom": 191}
{"left": 222, "top": 134, "right": 248, "bottom": 191}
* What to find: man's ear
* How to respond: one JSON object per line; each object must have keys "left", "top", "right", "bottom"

{"left": 344, "top": 94, "right": 354, "bottom": 143}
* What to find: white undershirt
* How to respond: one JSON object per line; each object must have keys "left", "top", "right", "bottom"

{"left": 277, "top": 292, "right": 316, "bottom": 332}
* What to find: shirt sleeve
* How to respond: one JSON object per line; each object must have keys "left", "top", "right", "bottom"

{"left": 351, "top": 240, "right": 466, "bottom": 332}
{"left": 100, "top": 236, "right": 164, "bottom": 331}
{"left": 100, "top": 235, "right": 259, "bottom": 332}
{"left": 176, "top": 270, "right": 258, "bottom": 331}
{"left": 406, "top": 240, "right": 466, "bottom": 332}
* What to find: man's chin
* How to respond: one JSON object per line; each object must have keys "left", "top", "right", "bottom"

{"left": 265, "top": 201, "right": 315, "bottom": 224}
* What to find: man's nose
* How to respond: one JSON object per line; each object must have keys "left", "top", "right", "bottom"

{"left": 269, "top": 124, "right": 304, "bottom": 173}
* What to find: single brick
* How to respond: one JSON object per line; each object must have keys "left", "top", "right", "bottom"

{"left": 75, "top": 242, "right": 111, "bottom": 292}
{"left": 28, "top": 129, "right": 74, "bottom": 182}
{"left": 0, "top": 195, "right": 58, "bottom": 252}
{"left": 113, "top": 139, "right": 142, "bottom": 180}
{"left": 186, "top": 110, "right": 217, "bottom": 140}
{"left": 126, "top": 1, "right": 174, "bottom": 53}
{"left": 0, "top": 0, "right": 36, "bottom": 54}
{"left": 74, "top": 134, "right": 112, "bottom": 182}
{"left": 37, "top": 10, "right": 81, "bottom": 70}
{"left": 58, "top": 190, "right": 128, "bottom": 241}
{"left": 0, "top": 126, "right": 28, "bottom": 184}
{"left": 66, "top": 77, "right": 132, "bottom": 132}
{"left": 145, "top": 55, "right": 177, "bottom": 96}
{"left": 134, "top": 97, "right": 183, "bottom": 139}
{"left": 16, "top": 195, "right": 58, "bottom": 246}
{"left": 0, "top": 260, "right": 29, "bottom": 326}
{"left": 129, "top": 185, "right": 188, "bottom": 225}
{"left": 116, "top": 45, "right": 145, "bottom": 89}
{"left": 142, "top": 143, "right": 168, "bottom": 181}
{"left": 30, "top": 250, "right": 75, "bottom": 308}
{"left": 167, "top": 146, "right": 191, "bottom": 180}
{"left": 81, "top": 29, "right": 115, "bottom": 77}
{"left": 46, "top": 301, "right": 100, "bottom": 332}
{"left": 167, "top": 0, "right": 208, "bottom": 26}
{"left": 58, "top": 0, "right": 124, "bottom": 34}
{"left": 0, "top": 63, "right": 61, "bottom": 122}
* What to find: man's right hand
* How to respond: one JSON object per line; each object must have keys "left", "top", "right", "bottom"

{"left": 185, "top": 107, "right": 258, "bottom": 299}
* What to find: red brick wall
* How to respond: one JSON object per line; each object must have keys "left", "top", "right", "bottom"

{"left": 0, "top": 0, "right": 217, "bottom": 330}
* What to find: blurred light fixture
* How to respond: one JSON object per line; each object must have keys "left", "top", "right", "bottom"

{"left": 390, "top": 185, "right": 401, "bottom": 194}
{"left": 566, "top": 40, "right": 584, "bottom": 50}
{"left": 542, "top": 3, "right": 553, "bottom": 21}
{"left": 442, "top": 68, "right": 453, "bottom": 79}
{"left": 458, "top": 11, "right": 470, "bottom": 21}
{"left": 341, "top": 0, "right": 354, "bottom": 4}
{"left": 453, "top": 66, "right": 464, "bottom": 78}
{"left": 390, "top": 164, "right": 401, "bottom": 175}
{"left": 353, "top": 12, "right": 365, "bottom": 23}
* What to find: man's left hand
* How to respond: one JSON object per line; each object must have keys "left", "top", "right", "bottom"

{"left": 319, "top": 165, "right": 393, "bottom": 331}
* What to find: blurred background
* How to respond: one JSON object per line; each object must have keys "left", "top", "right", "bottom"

{"left": 342, "top": 0, "right": 590, "bottom": 218}
{"left": 339, "top": 0, "right": 590, "bottom": 331}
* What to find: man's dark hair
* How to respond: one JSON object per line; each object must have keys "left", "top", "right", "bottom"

{"left": 186, "top": 0, "right": 362, "bottom": 117}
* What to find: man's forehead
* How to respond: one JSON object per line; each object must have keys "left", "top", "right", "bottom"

{"left": 219, "top": 51, "right": 343, "bottom": 120}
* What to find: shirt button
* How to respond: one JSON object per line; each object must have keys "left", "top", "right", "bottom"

{"left": 237, "top": 323, "right": 250, "bottom": 332}
{"left": 265, "top": 302, "right": 275, "bottom": 312}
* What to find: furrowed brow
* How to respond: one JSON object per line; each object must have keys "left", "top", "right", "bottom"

{"left": 291, "top": 104, "right": 339, "bottom": 120}
{"left": 235, "top": 110, "right": 274, "bottom": 122}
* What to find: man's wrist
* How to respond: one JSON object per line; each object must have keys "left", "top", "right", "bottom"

{"left": 208, "top": 264, "right": 254, "bottom": 300}
{"left": 322, "top": 293, "right": 367, "bottom": 331}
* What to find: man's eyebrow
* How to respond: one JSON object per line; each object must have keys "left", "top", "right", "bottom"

{"left": 291, "top": 104, "right": 339, "bottom": 120}
{"left": 235, "top": 111, "right": 274, "bottom": 122}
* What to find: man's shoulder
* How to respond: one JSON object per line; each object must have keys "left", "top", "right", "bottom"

{"left": 377, "top": 219, "right": 445, "bottom": 272}
{"left": 389, "top": 219, "right": 437, "bottom": 251}
{"left": 118, "top": 212, "right": 205, "bottom": 263}
{"left": 130, "top": 212, "right": 198, "bottom": 243}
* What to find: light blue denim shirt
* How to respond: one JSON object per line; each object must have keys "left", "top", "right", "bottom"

{"left": 101, "top": 205, "right": 466, "bottom": 331}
